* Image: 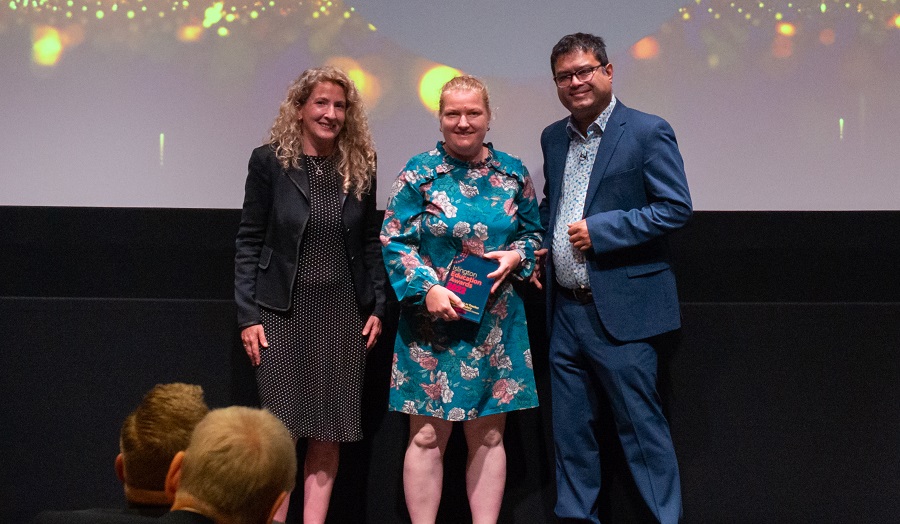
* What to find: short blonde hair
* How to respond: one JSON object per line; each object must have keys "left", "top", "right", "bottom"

{"left": 177, "top": 407, "right": 297, "bottom": 524}
{"left": 119, "top": 383, "right": 208, "bottom": 491}
{"left": 438, "top": 75, "right": 492, "bottom": 118}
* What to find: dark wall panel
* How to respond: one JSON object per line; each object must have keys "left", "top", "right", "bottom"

{"left": 2, "top": 207, "right": 899, "bottom": 523}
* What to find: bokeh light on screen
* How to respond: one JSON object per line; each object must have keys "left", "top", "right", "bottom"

{"left": 778, "top": 22, "right": 797, "bottom": 36}
{"left": 8, "top": 0, "right": 370, "bottom": 67}
{"left": 31, "top": 26, "right": 62, "bottom": 66}
{"left": 630, "top": 36, "right": 660, "bottom": 60}
{"left": 418, "top": 65, "right": 462, "bottom": 113}
{"left": 326, "top": 56, "right": 382, "bottom": 110}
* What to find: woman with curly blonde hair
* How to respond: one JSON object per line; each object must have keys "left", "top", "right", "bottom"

{"left": 235, "top": 66, "right": 387, "bottom": 523}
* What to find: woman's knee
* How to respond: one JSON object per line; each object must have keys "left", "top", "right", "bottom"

{"left": 465, "top": 415, "right": 506, "bottom": 449}
{"left": 408, "top": 418, "right": 450, "bottom": 452}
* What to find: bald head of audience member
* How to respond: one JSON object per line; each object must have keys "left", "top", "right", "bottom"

{"left": 164, "top": 406, "right": 297, "bottom": 524}
{"left": 115, "top": 383, "right": 209, "bottom": 510}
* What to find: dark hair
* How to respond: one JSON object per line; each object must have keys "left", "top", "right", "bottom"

{"left": 550, "top": 33, "right": 608, "bottom": 75}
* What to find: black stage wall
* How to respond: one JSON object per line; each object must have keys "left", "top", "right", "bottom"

{"left": 1, "top": 207, "right": 898, "bottom": 523}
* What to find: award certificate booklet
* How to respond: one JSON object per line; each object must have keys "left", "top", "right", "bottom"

{"left": 444, "top": 252, "right": 499, "bottom": 323}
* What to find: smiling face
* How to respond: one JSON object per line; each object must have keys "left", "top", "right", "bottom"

{"left": 439, "top": 88, "right": 490, "bottom": 163}
{"left": 554, "top": 49, "right": 613, "bottom": 133}
{"left": 297, "top": 80, "right": 346, "bottom": 156}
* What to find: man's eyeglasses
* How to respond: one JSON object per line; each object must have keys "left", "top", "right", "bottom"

{"left": 553, "top": 64, "right": 604, "bottom": 88}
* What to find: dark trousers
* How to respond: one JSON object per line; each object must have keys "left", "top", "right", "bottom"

{"left": 549, "top": 291, "right": 682, "bottom": 524}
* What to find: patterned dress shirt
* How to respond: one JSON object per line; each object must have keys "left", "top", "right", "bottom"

{"left": 552, "top": 95, "right": 617, "bottom": 289}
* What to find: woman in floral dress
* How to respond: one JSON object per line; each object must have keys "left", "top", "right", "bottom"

{"left": 381, "top": 75, "right": 542, "bottom": 523}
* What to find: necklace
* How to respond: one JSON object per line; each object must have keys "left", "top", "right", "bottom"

{"left": 307, "top": 155, "right": 328, "bottom": 177}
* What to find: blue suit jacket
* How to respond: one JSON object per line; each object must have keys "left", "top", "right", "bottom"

{"left": 234, "top": 144, "right": 388, "bottom": 329}
{"left": 539, "top": 101, "right": 692, "bottom": 342}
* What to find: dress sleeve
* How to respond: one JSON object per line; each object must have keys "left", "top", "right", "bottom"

{"left": 381, "top": 165, "right": 441, "bottom": 306}
{"left": 506, "top": 165, "right": 544, "bottom": 280}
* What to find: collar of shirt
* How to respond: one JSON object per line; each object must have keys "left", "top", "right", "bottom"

{"left": 565, "top": 94, "right": 617, "bottom": 141}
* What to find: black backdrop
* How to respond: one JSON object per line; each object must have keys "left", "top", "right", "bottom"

{"left": 1, "top": 207, "right": 898, "bottom": 523}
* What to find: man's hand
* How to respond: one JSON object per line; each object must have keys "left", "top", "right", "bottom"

{"left": 530, "top": 248, "right": 548, "bottom": 290}
{"left": 567, "top": 220, "right": 592, "bottom": 251}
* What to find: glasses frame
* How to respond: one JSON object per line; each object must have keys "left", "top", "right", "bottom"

{"left": 553, "top": 64, "right": 605, "bottom": 88}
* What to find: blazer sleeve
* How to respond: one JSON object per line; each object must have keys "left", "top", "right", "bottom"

{"left": 362, "top": 174, "right": 388, "bottom": 318}
{"left": 585, "top": 117, "right": 692, "bottom": 254}
{"left": 234, "top": 146, "right": 273, "bottom": 329}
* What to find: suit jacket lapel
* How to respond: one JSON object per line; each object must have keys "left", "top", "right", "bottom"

{"left": 583, "top": 103, "right": 625, "bottom": 214}
{"left": 286, "top": 165, "right": 310, "bottom": 202}
{"left": 547, "top": 123, "right": 570, "bottom": 234}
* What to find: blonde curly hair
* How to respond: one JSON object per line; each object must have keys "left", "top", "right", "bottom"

{"left": 267, "top": 66, "right": 376, "bottom": 199}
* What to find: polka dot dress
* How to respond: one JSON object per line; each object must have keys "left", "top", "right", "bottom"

{"left": 257, "top": 155, "right": 365, "bottom": 442}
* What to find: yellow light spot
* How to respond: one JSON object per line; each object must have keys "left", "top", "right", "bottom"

{"left": 111, "top": 4, "right": 117, "bottom": 11}
{"left": 708, "top": 54, "right": 720, "bottom": 68}
{"left": 95, "top": 9, "right": 103, "bottom": 18}
{"left": 630, "top": 36, "right": 660, "bottom": 60}
{"left": 203, "top": 1, "right": 224, "bottom": 28}
{"left": 217, "top": 26, "right": 228, "bottom": 36}
{"left": 343, "top": 10, "right": 349, "bottom": 18}
{"left": 159, "top": 133, "right": 165, "bottom": 166}
{"left": 418, "top": 65, "right": 462, "bottom": 113}
{"left": 32, "top": 26, "right": 63, "bottom": 66}
{"left": 312, "top": 11, "right": 319, "bottom": 18}
{"left": 177, "top": 24, "right": 203, "bottom": 41}
{"left": 250, "top": 10, "right": 258, "bottom": 18}
{"left": 127, "top": 10, "right": 134, "bottom": 18}
{"left": 838, "top": 118, "right": 844, "bottom": 140}
{"left": 893, "top": 14, "right": 900, "bottom": 29}
{"left": 368, "top": 23, "right": 376, "bottom": 31}
{"left": 682, "top": 11, "right": 690, "bottom": 20}
{"left": 775, "top": 12, "right": 783, "bottom": 20}
{"left": 9, "top": 1, "right": 17, "bottom": 10}
{"left": 225, "top": 13, "right": 235, "bottom": 21}
{"left": 778, "top": 22, "right": 796, "bottom": 36}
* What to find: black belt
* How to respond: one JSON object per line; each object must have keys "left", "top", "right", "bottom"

{"left": 556, "top": 285, "right": 593, "bottom": 304}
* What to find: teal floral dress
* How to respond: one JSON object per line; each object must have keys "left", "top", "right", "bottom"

{"left": 381, "top": 142, "right": 543, "bottom": 421}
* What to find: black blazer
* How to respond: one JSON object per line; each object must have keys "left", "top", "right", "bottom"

{"left": 235, "top": 144, "right": 388, "bottom": 329}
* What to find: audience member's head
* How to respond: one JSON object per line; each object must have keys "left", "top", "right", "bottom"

{"left": 115, "top": 383, "right": 209, "bottom": 507}
{"left": 165, "top": 406, "right": 297, "bottom": 524}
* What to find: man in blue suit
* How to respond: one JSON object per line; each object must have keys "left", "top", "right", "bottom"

{"left": 534, "top": 33, "right": 692, "bottom": 523}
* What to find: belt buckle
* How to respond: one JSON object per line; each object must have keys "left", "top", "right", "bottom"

{"left": 572, "top": 287, "right": 591, "bottom": 303}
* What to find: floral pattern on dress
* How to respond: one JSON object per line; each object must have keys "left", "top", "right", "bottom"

{"left": 382, "top": 142, "right": 543, "bottom": 420}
